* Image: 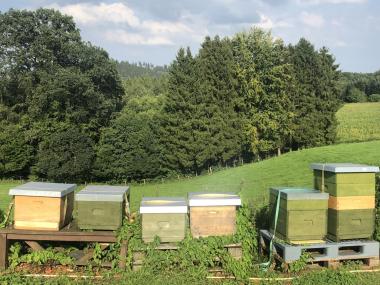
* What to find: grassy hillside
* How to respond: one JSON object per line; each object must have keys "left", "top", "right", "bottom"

{"left": 1, "top": 141, "right": 379, "bottom": 213}
{"left": 336, "top": 102, "right": 380, "bottom": 143}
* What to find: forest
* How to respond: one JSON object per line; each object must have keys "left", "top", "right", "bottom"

{"left": 0, "top": 8, "right": 342, "bottom": 183}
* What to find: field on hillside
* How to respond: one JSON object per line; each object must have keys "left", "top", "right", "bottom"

{"left": 1, "top": 141, "right": 380, "bottom": 213}
{"left": 336, "top": 102, "right": 380, "bottom": 143}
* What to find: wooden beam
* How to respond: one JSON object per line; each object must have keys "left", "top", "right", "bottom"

{"left": 0, "top": 234, "right": 9, "bottom": 270}
{"left": 25, "top": 241, "right": 44, "bottom": 252}
{"left": 119, "top": 240, "right": 128, "bottom": 269}
{"left": 76, "top": 243, "right": 110, "bottom": 264}
{"left": 6, "top": 234, "right": 116, "bottom": 243}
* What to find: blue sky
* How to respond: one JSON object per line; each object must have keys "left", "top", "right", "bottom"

{"left": 1, "top": 0, "right": 379, "bottom": 72}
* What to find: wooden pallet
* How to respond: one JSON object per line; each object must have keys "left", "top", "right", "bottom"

{"left": 0, "top": 225, "right": 128, "bottom": 270}
{"left": 259, "top": 230, "right": 379, "bottom": 270}
{"left": 132, "top": 243, "right": 242, "bottom": 271}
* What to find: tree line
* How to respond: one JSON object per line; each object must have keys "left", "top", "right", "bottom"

{"left": 339, "top": 71, "right": 380, "bottom": 103}
{"left": 116, "top": 61, "right": 168, "bottom": 80}
{"left": 0, "top": 9, "right": 341, "bottom": 183}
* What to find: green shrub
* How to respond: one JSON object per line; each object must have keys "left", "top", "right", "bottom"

{"left": 369, "top": 94, "right": 380, "bottom": 102}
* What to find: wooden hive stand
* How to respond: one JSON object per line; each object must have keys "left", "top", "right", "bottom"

{"left": 0, "top": 226, "right": 128, "bottom": 270}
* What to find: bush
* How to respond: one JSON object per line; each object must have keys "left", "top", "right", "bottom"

{"left": 368, "top": 94, "right": 380, "bottom": 102}
{"left": 344, "top": 87, "right": 367, "bottom": 103}
{"left": 374, "top": 176, "right": 380, "bottom": 241}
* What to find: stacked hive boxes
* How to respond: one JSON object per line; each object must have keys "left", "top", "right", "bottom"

{"left": 75, "top": 185, "right": 129, "bottom": 230}
{"left": 9, "top": 182, "right": 76, "bottom": 231}
{"left": 140, "top": 197, "right": 187, "bottom": 242}
{"left": 311, "top": 163, "right": 379, "bottom": 241}
{"left": 269, "top": 187, "right": 329, "bottom": 243}
{"left": 188, "top": 192, "right": 241, "bottom": 238}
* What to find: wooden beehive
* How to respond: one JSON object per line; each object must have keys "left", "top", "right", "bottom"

{"left": 188, "top": 192, "right": 241, "bottom": 238}
{"left": 9, "top": 182, "right": 76, "bottom": 231}
{"left": 311, "top": 163, "right": 379, "bottom": 241}
{"left": 140, "top": 197, "right": 187, "bottom": 243}
{"left": 269, "top": 187, "right": 329, "bottom": 243}
{"left": 75, "top": 185, "right": 129, "bottom": 231}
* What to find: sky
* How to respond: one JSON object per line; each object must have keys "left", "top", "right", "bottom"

{"left": 1, "top": 0, "right": 379, "bottom": 72}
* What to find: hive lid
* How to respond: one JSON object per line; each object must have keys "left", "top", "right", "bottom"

{"left": 75, "top": 190, "right": 125, "bottom": 202}
{"left": 140, "top": 197, "right": 187, "bottom": 214}
{"left": 310, "top": 163, "right": 379, "bottom": 173}
{"left": 188, "top": 192, "right": 241, "bottom": 206}
{"left": 9, "top": 182, "right": 76, "bottom": 198}
{"left": 81, "top": 185, "right": 129, "bottom": 195}
{"left": 270, "top": 187, "right": 329, "bottom": 200}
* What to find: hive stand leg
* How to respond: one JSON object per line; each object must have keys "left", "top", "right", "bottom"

{"left": 119, "top": 240, "right": 128, "bottom": 269}
{"left": 0, "top": 234, "right": 9, "bottom": 270}
{"left": 25, "top": 241, "right": 44, "bottom": 252}
{"left": 364, "top": 257, "right": 379, "bottom": 267}
{"left": 76, "top": 243, "right": 110, "bottom": 265}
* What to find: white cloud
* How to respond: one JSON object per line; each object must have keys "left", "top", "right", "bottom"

{"left": 105, "top": 30, "right": 174, "bottom": 46}
{"left": 255, "top": 14, "right": 292, "bottom": 30}
{"left": 296, "top": 0, "right": 366, "bottom": 5}
{"left": 56, "top": 2, "right": 140, "bottom": 26}
{"left": 300, "top": 12, "right": 325, "bottom": 28}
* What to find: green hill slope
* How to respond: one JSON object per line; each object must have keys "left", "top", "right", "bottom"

{"left": 130, "top": 140, "right": 380, "bottom": 211}
{"left": 336, "top": 102, "right": 380, "bottom": 143}
{"left": 1, "top": 141, "right": 379, "bottom": 213}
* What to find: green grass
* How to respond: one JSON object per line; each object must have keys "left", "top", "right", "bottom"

{"left": 336, "top": 102, "right": 380, "bottom": 143}
{"left": 1, "top": 141, "right": 380, "bottom": 213}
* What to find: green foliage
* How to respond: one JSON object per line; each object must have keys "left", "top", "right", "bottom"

{"left": 116, "top": 61, "right": 168, "bottom": 80}
{"left": 368, "top": 94, "right": 380, "bottom": 102}
{"left": 374, "top": 176, "right": 380, "bottom": 241}
{"left": 336, "top": 102, "right": 380, "bottom": 143}
{"left": 344, "top": 86, "right": 367, "bottom": 103}
{"left": 288, "top": 251, "right": 311, "bottom": 273}
{"left": 8, "top": 243, "right": 74, "bottom": 269}
{"left": 33, "top": 127, "right": 95, "bottom": 182}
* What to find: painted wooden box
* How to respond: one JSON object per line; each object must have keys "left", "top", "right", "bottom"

{"left": 327, "top": 209, "right": 375, "bottom": 241}
{"left": 140, "top": 197, "right": 187, "bottom": 243}
{"left": 269, "top": 188, "right": 329, "bottom": 243}
{"left": 76, "top": 185, "right": 129, "bottom": 230}
{"left": 188, "top": 192, "right": 241, "bottom": 238}
{"left": 9, "top": 182, "right": 76, "bottom": 231}
{"left": 311, "top": 163, "right": 379, "bottom": 196}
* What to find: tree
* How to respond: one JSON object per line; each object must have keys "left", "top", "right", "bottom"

{"left": 288, "top": 39, "right": 340, "bottom": 148}
{"left": 33, "top": 128, "right": 95, "bottom": 183}
{"left": 344, "top": 86, "right": 367, "bottom": 102}
{"left": 232, "top": 28, "right": 295, "bottom": 157}
{"left": 94, "top": 91, "right": 164, "bottom": 181}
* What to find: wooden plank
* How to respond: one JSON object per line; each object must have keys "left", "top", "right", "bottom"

{"left": 0, "top": 228, "right": 116, "bottom": 236}
{"left": 25, "top": 241, "right": 44, "bottom": 251}
{"left": 328, "top": 196, "right": 375, "bottom": 210}
{"left": 0, "top": 234, "right": 9, "bottom": 270}
{"left": 6, "top": 233, "right": 116, "bottom": 243}
{"left": 119, "top": 240, "right": 128, "bottom": 269}
{"left": 76, "top": 243, "right": 110, "bottom": 264}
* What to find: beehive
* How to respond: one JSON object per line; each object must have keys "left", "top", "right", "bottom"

{"left": 140, "top": 197, "right": 187, "bottom": 243}
{"left": 9, "top": 182, "right": 76, "bottom": 231}
{"left": 311, "top": 163, "right": 379, "bottom": 241}
{"left": 188, "top": 192, "right": 241, "bottom": 238}
{"left": 76, "top": 185, "right": 129, "bottom": 230}
{"left": 269, "top": 188, "right": 329, "bottom": 243}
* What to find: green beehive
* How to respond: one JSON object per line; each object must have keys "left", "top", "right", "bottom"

{"left": 75, "top": 185, "right": 129, "bottom": 230}
{"left": 269, "top": 188, "right": 329, "bottom": 243}
{"left": 140, "top": 197, "right": 187, "bottom": 243}
{"left": 327, "top": 209, "right": 375, "bottom": 241}
{"left": 311, "top": 163, "right": 378, "bottom": 196}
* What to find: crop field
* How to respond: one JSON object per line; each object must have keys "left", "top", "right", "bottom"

{"left": 336, "top": 102, "right": 380, "bottom": 143}
{"left": 2, "top": 140, "right": 379, "bottom": 213}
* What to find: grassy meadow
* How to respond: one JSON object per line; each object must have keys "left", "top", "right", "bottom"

{"left": 2, "top": 140, "right": 379, "bottom": 212}
{"left": 336, "top": 102, "right": 380, "bottom": 143}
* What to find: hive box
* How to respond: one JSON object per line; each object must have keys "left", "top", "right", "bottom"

{"left": 311, "top": 163, "right": 379, "bottom": 241}
{"left": 269, "top": 188, "right": 329, "bottom": 243}
{"left": 76, "top": 185, "right": 129, "bottom": 230}
{"left": 140, "top": 197, "right": 187, "bottom": 243}
{"left": 328, "top": 209, "right": 375, "bottom": 241}
{"left": 311, "top": 163, "right": 378, "bottom": 196}
{"left": 188, "top": 192, "right": 241, "bottom": 238}
{"left": 9, "top": 182, "right": 76, "bottom": 231}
